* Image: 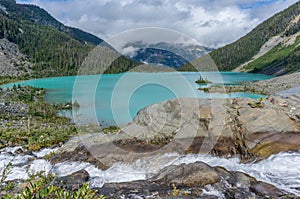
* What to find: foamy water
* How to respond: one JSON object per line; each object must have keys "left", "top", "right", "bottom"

{"left": 0, "top": 147, "right": 299, "bottom": 196}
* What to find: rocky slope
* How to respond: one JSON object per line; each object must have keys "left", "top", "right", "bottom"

{"left": 237, "top": 28, "right": 300, "bottom": 75}
{"left": 251, "top": 72, "right": 300, "bottom": 95}
{"left": 0, "top": 38, "right": 32, "bottom": 77}
{"left": 0, "top": 0, "right": 99, "bottom": 77}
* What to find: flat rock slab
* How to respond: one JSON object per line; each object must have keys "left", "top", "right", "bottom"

{"left": 57, "top": 96, "right": 300, "bottom": 166}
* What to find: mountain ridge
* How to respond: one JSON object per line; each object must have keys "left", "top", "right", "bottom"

{"left": 122, "top": 41, "right": 213, "bottom": 69}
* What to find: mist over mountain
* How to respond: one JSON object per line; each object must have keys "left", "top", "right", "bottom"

{"left": 122, "top": 41, "right": 213, "bottom": 69}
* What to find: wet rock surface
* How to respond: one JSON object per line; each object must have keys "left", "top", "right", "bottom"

{"left": 97, "top": 161, "right": 290, "bottom": 198}
{"left": 50, "top": 144, "right": 109, "bottom": 170}
{"left": 2, "top": 145, "right": 299, "bottom": 198}
{"left": 54, "top": 170, "right": 90, "bottom": 191}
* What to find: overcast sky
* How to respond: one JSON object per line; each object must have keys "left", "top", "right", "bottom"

{"left": 17, "top": 0, "right": 298, "bottom": 48}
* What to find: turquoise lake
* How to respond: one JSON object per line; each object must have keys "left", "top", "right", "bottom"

{"left": 6, "top": 72, "right": 272, "bottom": 126}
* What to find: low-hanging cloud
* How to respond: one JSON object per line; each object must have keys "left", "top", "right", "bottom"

{"left": 17, "top": 0, "right": 298, "bottom": 48}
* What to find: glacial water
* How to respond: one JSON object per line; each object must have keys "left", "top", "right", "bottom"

{"left": 0, "top": 147, "right": 299, "bottom": 196}
{"left": 4, "top": 72, "right": 271, "bottom": 126}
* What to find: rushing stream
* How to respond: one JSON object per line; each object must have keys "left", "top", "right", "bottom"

{"left": 1, "top": 146, "right": 299, "bottom": 196}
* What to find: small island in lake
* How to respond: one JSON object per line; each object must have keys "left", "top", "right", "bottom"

{"left": 195, "top": 76, "right": 212, "bottom": 84}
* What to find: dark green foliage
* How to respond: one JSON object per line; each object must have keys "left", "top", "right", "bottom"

{"left": 0, "top": 76, "right": 25, "bottom": 85}
{"left": 0, "top": 0, "right": 102, "bottom": 45}
{"left": 196, "top": 2, "right": 300, "bottom": 72}
{"left": 105, "top": 55, "right": 141, "bottom": 74}
{"left": 246, "top": 35, "right": 300, "bottom": 75}
{"left": 0, "top": 173, "right": 105, "bottom": 199}
{"left": 28, "top": 101, "right": 57, "bottom": 118}
{"left": 200, "top": 87, "right": 209, "bottom": 92}
{"left": 0, "top": 0, "right": 138, "bottom": 77}
{"left": 67, "top": 27, "right": 102, "bottom": 46}
{"left": 0, "top": 11, "right": 94, "bottom": 77}
{"left": 195, "top": 76, "right": 211, "bottom": 84}
{"left": 103, "top": 125, "right": 120, "bottom": 134}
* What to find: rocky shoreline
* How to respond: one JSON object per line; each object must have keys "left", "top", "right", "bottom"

{"left": 200, "top": 72, "right": 300, "bottom": 96}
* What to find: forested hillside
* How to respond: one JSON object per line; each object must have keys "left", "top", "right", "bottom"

{"left": 0, "top": 0, "right": 138, "bottom": 77}
{"left": 210, "top": 1, "right": 300, "bottom": 71}
{"left": 244, "top": 34, "right": 300, "bottom": 75}
{"left": 0, "top": 0, "right": 101, "bottom": 45}
{"left": 181, "top": 1, "right": 300, "bottom": 75}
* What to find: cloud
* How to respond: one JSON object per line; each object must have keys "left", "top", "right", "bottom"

{"left": 16, "top": 0, "right": 298, "bottom": 48}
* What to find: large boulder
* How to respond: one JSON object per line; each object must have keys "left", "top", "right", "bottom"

{"left": 150, "top": 162, "right": 220, "bottom": 186}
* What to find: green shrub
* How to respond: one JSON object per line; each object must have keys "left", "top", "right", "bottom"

{"left": 103, "top": 126, "right": 120, "bottom": 134}
{"left": 1, "top": 175, "right": 105, "bottom": 199}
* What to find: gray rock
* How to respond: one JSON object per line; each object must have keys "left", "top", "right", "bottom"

{"left": 0, "top": 39, "right": 32, "bottom": 77}
{"left": 150, "top": 162, "right": 220, "bottom": 186}
{"left": 53, "top": 170, "right": 89, "bottom": 191}
{"left": 98, "top": 161, "right": 287, "bottom": 198}
{"left": 58, "top": 95, "right": 300, "bottom": 166}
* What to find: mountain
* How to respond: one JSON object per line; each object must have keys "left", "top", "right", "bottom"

{"left": 122, "top": 41, "right": 213, "bottom": 69}
{"left": 0, "top": 0, "right": 138, "bottom": 77}
{"left": 181, "top": 1, "right": 300, "bottom": 76}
